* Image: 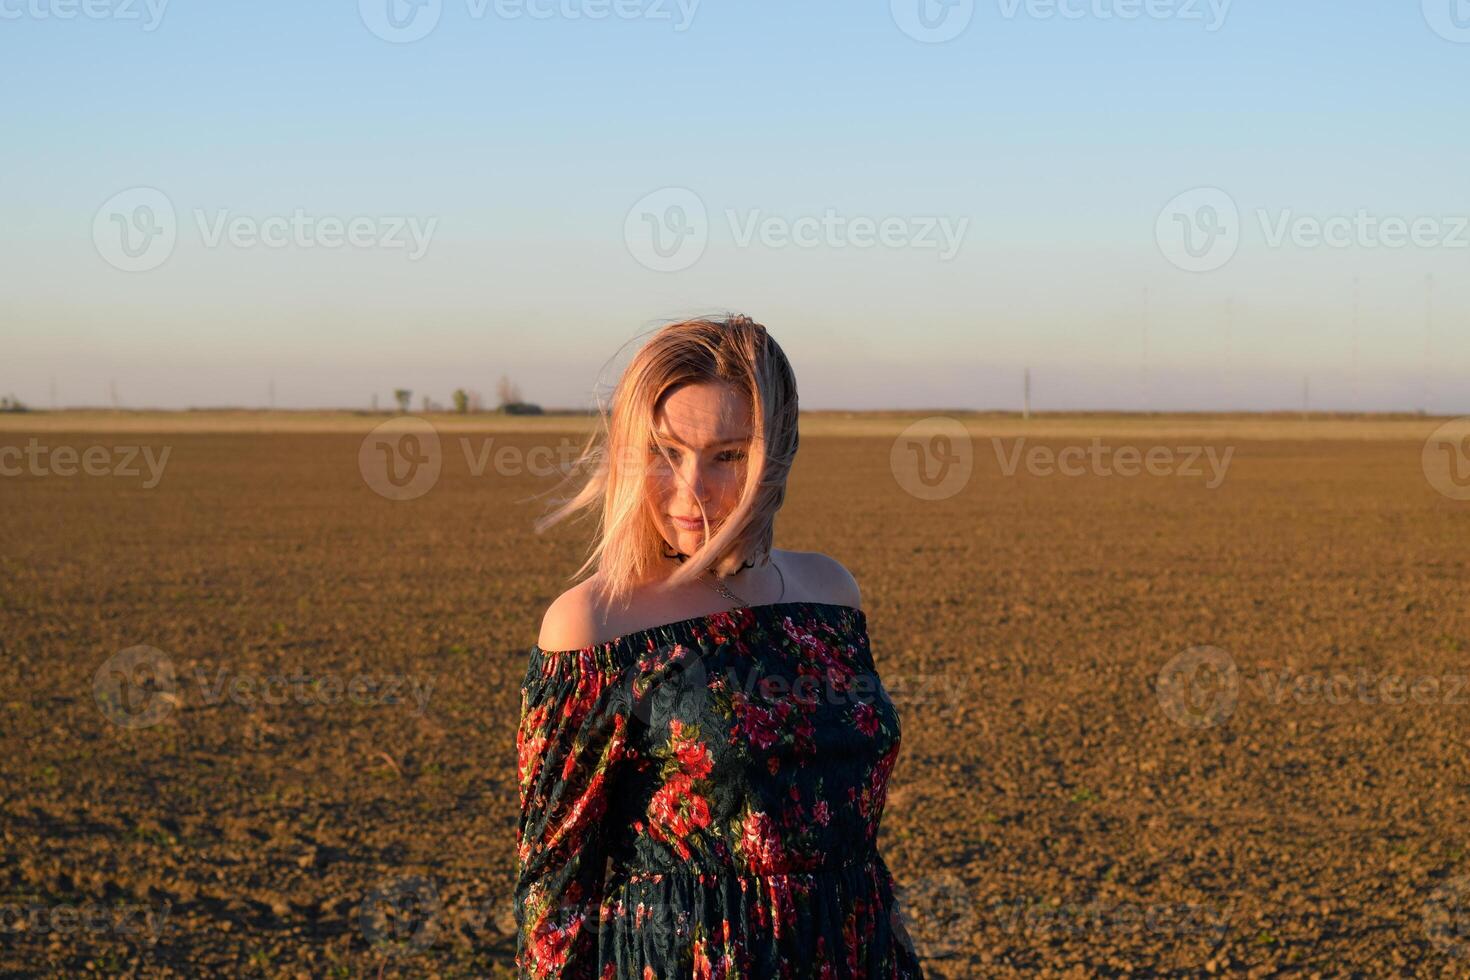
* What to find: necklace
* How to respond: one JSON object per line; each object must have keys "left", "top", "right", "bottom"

{"left": 662, "top": 545, "right": 785, "bottom": 608}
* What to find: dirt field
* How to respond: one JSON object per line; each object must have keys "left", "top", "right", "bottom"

{"left": 2, "top": 413, "right": 1468, "bottom": 977}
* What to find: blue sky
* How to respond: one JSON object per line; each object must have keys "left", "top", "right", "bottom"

{"left": 3, "top": 0, "right": 1468, "bottom": 411}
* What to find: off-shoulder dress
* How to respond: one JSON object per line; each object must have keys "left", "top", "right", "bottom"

{"left": 513, "top": 600, "right": 926, "bottom": 979}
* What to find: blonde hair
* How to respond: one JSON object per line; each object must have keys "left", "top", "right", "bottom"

{"left": 535, "top": 314, "right": 799, "bottom": 609}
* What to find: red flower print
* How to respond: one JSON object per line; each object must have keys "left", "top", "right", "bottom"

{"left": 739, "top": 808, "right": 787, "bottom": 873}
{"left": 731, "top": 691, "right": 783, "bottom": 750}
{"left": 853, "top": 701, "right": 880, "bottom": 737}
{"left": 706, "top": 606, "right": 755, "bottom": 647}
{"left": 693, "top": 937, "right": 714, "bottom": 979}
{"left": 671, "top": 719, "right": 714, "bottom": 779}
{"left": 645, "top": 718, "right": 716, "bottom": 860}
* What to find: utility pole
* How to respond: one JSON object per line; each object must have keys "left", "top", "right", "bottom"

{"left": 1424, "top": 273, "right": 1434, "bottom": 416}
{"left": 109, "top": 379, "right": 119, "bottom": 409}
{"left": 1351, "top": 275, "right": 1360, "bottom": 412}
{"left": 1022, "top": 367, "right": 1031, "bottom": 420}
{"left": 1222, "top": 295, "right": 1234, "bottom": 408}
{"left": 1141, "top": 286, "right": 1151, "bottom": 410}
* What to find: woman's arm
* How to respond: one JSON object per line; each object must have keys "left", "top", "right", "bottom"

{"left": 514, "top": 643, "right": 629, "bottom": 979}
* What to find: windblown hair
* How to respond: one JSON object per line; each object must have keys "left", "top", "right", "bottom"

{"left": 534, "top": 314, "right": 799, "bottom": 610}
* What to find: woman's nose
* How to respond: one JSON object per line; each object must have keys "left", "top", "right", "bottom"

{"left": 678, "top": 460, "right": 708, "bottom": 499}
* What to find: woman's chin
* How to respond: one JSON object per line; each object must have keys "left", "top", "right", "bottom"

{"left": 669, "top": 527, "right": 714, "bottom": 551}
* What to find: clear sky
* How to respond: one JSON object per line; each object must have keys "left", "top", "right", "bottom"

{"left": 3, "top": 0, "right": 1468, "bottom": 412}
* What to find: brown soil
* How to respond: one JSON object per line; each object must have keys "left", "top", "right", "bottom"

{"left": 1, "top": 424, "right": 1467, "bottom": 977}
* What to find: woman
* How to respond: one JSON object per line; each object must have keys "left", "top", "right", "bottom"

{"left": 515, "top": 314, "right": 925, "bottom": 978}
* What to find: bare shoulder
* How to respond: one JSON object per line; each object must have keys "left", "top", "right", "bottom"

{"left": 779, "top": 549, "right": 862, "bottom": 610}
{"left": 536, "top": 576, "right": 613, "bottom": 652}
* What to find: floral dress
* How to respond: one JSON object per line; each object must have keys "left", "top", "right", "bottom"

{"left": 514, "top": 600, "right": 926, "bottom": 979}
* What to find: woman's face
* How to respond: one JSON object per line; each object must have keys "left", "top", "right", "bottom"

{"left": 646, "top": 381, "right": 752, "bottom": 557}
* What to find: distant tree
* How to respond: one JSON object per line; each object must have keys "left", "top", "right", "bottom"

{"left": 0, "top": 395, "right": 27, "bottom": 413}
{"left": 496, "top": 375, "right": 523, "bottom": 409}
{"left": 452, "top": 389, "right": 469, "bottom": 414}
{"left": 394, "top": 389, "right": 412, "bottom": 413}
{"left": 467, "top": 390, "right": 484, "bottom": 413}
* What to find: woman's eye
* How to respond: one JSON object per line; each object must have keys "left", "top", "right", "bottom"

{"left": 719, "top": 450, "right": 747, "bottom": 463}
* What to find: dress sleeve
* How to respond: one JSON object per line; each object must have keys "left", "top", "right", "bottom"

{"left": 514, "top": 646, "right": 630, "bottom": 979}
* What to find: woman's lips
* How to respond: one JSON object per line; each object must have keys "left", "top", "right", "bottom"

{"left": 670, "top": 515, "right": 708, "bottom": 531}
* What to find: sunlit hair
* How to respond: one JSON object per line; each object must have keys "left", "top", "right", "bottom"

{"left": 534, "top": 314, "right": 799, "bottom": 610}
